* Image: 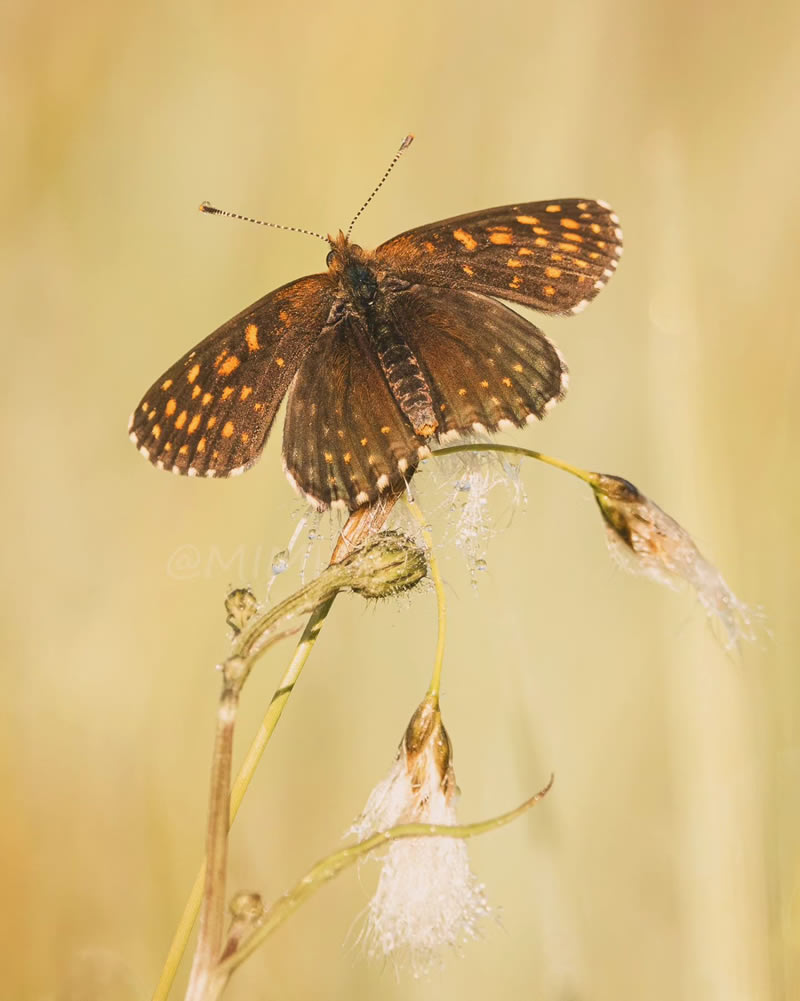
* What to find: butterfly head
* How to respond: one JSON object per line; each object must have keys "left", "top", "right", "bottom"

{"left": 326, "top": 231, "right": 379, "bottom": 308}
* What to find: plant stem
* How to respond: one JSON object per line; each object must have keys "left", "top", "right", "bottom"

{"left": 152, "top": 492, "right": 401, "bottom": 1001}
{"left": 405, "top": 498, "right": 447, "bottom": 699}
{"left": 432, "top": 442, "right": 595, "bottom": 485}
{"left": 217, "top": 776, "right": 554, "bottom": 978}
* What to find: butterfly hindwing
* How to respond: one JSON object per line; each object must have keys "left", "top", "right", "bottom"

{"left": 389, "top": 286, "right": 567, "bottom": 436}
{"left": 282, "top": 315, "right": 424, "bottom": 509}
{"left": 129, "top": 274, "right": 333, "bottom": 477}
{"left": 376, "top": 198, "right": 622, "bottom": 315}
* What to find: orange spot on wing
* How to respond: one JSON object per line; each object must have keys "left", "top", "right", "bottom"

{"left": 502, "top": 377, "right": 512, "bottom": 387}
{"left": 161, "top": 379, "right": 173, "bottom": 391}
{"left": 507, "top": 258, "right": 522, "bottom": 268}
{"left": 558, "top": 242, "right": 579, "bottom": 253}
{"left": 560, "top": 218, "right": 580, "bottom": 230}
{"left": 453, "top": 228, "right": 478, "bottom": 251}
{"left": 545, "top": 266, "right": 562, "bottom": 278}
{"left": 187, "top": 364, "right": 200, "bottom": 383}
{"left": 191, "top": 384, "right": 201, "bottom": 399}
{"left": 545, "top": 204, "right": 562, "bottom": 213}
{"left": 187, "top": 414, "right": 201, "bottom": 434}
{"left": 275, "top": 357, "right": 285, "bottom": 367}
{"left": 240, "top": 386, "right": 253, "bottom": 400}
{"left": 543, "top": 285, "right": 556, "bottom": 296}
{"left": 178, "top": 445, "right": 189, "bottom": 455}
{"left": 380, "top": 426, "right": 391, "bottom": 434}
{"left": 458, "top": 388, "right": 467, "bottom": 396}
{"left": 221, "top": 386, "right": 234, "bottom": 400}
{"left": 152, "top": 424, "right": 161, "bottom": 439}
{"left": 197, "top": 437, "right": 206, "bottom": 452}
{"left": 424, "top": 241, "right": 435, "bottom": 253}
{"left": 241, "top": 432, "right": 250, "bottom": 443}
{"left": 489, "top": 231, "right": 513, "bottom": 245}
{"left": 218, "top": 356, "right": 240, "bottom": 376}
{"left": 563, "top": 232, "right": 583, "bottom": 243}
{"left": 175, "top": 411, "right": 188, "bottom": 429}
{"left": 202, "top": 392, "right": 213, "bottom": 405}
{"left": 165, "top": 399, "right": 177, "bottom": 416}
{"left": 207, "top": 416, "right": 217, "bottom": 429}
{"left": 245, "top": 324, "right": 261, "bottom": 352}
{"left": 324, "top": 451, "right": 333, "bottom": 462}
{"left": 533, "top": 226, "right": 549, "bottom": 236}
{"left": 462, "top": 264, "right": 474, "bottom": 276}
{"left": 590, "top": 223, "right": 602, "bottom": 234}
{"left": 518, "top": 247, "right": 533, "bottom": 255}
{"left": 343, "top": 452, "right": 352, "bottom": 463}
{"left": 516, "top": 215, "right": 540, "bottom": 225}
{"left": 222, "top": 421, "right": 235, "bottom": 438}
{"left": 534, "top": 237, "right": 548, "bottom": 247}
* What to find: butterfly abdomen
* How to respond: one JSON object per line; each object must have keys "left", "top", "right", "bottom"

{"left": 367, "top": 303, "right": 438, "bottom": 437}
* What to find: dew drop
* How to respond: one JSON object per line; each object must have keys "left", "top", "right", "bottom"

{"left": 271, "top": 550, "right": 289, "bottom": 575}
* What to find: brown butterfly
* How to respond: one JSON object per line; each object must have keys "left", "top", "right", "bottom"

{"left": 129, "top": 137, "right": 622, "bottom": 510}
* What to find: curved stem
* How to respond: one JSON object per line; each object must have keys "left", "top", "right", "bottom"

{"left": 152, "top": 494, "right": 402, "bottom": 1001}
{"left": 432, "top": 442, "right": 596, "bottom": 485}
{"left": 217, "top": 776, "right": 554, "bottom": 978}
{"left": 405, "top": 498, "right": 447, "bottom": 700}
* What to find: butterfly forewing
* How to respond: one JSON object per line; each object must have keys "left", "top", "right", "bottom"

{"left": 376, "top": 198, "right": 622, "bottom": 315}
{"left": 389, "top": 287, "right": 567, "bottom": 435}
{"left": 282, "top": 315, "right": 424, "bottom": 509}
{"left": 129, "top": 274, "right": 333, "bottom": 477}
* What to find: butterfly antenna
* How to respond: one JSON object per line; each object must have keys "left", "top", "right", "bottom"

{"left": 346, "top": 134, "right": 414, "bottom": 239}
{"left": 199, "top": 202, "right": 329, "bottom": 244}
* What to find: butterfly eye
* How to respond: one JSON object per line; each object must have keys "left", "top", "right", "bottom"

{"left": 326, "top": 249, "right": 336, "bottom": 267}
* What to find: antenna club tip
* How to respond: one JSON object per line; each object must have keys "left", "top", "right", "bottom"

{"left": 199, "top": 201, "right": 218, "bottom": 214}
{"left": 401, "top": 134, "right": 415, "bottom": 149}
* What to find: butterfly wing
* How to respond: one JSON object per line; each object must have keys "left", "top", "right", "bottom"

{"left": 388, "top": 285, "right": 567, "bottom": 437}
{"left": 376, "top": 198, "right": 622, "bottom": 315}
{"left": 129, "top": 274, "right": 334, "bottom": 477}
{"left": 282, "top": 315, "right": 425, "bottom": 510}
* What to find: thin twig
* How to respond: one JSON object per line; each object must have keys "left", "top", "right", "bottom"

{"left": 217, "top": 776, "right": 555, "bottom": 978}
{"left": 152, "top": 491, "right": 403, "bottom": 1001}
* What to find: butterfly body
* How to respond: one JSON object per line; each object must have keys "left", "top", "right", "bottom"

{"left": 130, "top": 198, "right": 622, "bottom": 510}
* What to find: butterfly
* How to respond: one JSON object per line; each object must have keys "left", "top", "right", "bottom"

{"left": 129, "top": 139, "right": 622, "bottom": 510}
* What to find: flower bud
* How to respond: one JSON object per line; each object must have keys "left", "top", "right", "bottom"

{"left": 590, "top": 473, "right": 758, "bottom": 648}
{"left": 341, "top": 531, "right": 427, "bottom": 599}
{"left": 224, "top": 587, "right": 258, "bottom": 636}
{"left": 350, "top": 695, "right": 490, "bottom": 973}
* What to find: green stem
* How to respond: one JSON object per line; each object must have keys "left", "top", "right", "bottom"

{"left": 433, "top": 442, "right": 597, "bottom": 486}
{"left": 217, "top": 776, "right": 554, "bottom": 978}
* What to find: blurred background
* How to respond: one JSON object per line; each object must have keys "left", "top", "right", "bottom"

{"left": 3, "top": 0, "right": 798, "bottom": 998}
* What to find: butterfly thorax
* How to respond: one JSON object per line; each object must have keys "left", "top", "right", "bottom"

{"left": 326, "top": 231, "right": 438, "bottom": 438}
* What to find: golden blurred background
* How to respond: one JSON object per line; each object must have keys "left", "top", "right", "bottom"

{"left": 3, "top": 0, "right": 798, "bottom": 998}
